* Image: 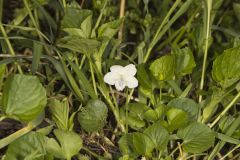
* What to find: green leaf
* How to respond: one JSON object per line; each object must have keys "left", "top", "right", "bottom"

{"left": 144, "top": 123, "right": 169, "bottom": 150}
{"left": 78, "top": 99, "right": 108, "bottom": 132}
{"left": 0, "top": 64, "right": 6, "bottom": 89}
{"left": 62, "top": 13, "right": 92, "bottom": 38}
{"left": 66, "top": 58, "right": 97, "bottom": 99}
{"left": 173, "top": 47, "right": 196, "bottom": 76}
{"left": 143, "top": 109, "right": 158, "bottom": 122}
{"left": 212, "top": 46, "right": 240, "bottom": 88}
{"left": 62, "top": 4, "right": 92, "bottom": 29}
{"left": 166, "top": 108, "right": 189, "bottom": 132}
{"left": 2, "top": 74, "right": 47, "bottom": 122}
{"left": 167, "top": 98, "right": 199, "bottom": 119}
{"left": 5, "top": 132, "right": 46, "bottom": 160}
{"left": 149, "top": 54, "right": 175, "bottom": 81}
{"left": 132, "top": 132, "right": 155, "bottom": 156}
{"left": 118, "top": 133, "right": 138, "bottom": 158}
{"left": 177, "top": 122, "right": 215, "bottom": 153}
{"left": 98, "top": 19, "right": 123, "bottom": 39}
{"left": 137, "top": 63, "right": 152, "bottom": 90}
{"left": 57, "top": 36, "right": 100, "bottom": 54}
{"left": 48, "top": 99, "right": 70, "bottom": 130}
{"left": 46, "top": 129, "right": 82, "bottom": 159}
{"left": 32, "top": 42, "right": 43, "bottom": 74}
{"left": 120, "top": 103, "right": 149, "bottom": 129}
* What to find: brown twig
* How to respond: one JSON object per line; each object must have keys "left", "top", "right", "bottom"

{"left": 118, "top": 0, "right": 126, "bottom": 42}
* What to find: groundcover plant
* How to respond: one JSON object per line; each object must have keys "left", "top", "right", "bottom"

{"left": 0, "top": 0, "right": 240, "bottom": 159}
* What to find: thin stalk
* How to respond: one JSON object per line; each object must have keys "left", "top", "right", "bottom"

{"left": 91, "top": 0, "right": 108, "bottom": 37}
{"left": 198, "top": 0, "right": 212, "bottom": 103}
{"left": 169, "top": 142, "right": 183, "bottom": 158}
{"left": 209, "top": 91, "right": 240, "bottom": 128}
{"left": 125, "top": 89, "right": 134, "bottom": 133}
{"left": 219, "top": 143, "right": 240, "bottom": 160}
{"left": 0, "top": 116, "right": 6, "bottom": 122}
{"left": 89, "top": 62, "right": 98, "bottom": 96}
{"left": 143, "top": 0, "right": 182, "bottom": 63}
{"left": 82, "top": 147, "right": 106, "bottom": 159}
{"left": 0, "top": 24, "right": 23, "bottom": 74}
{"left": 99, "top": 86, "right": 125, "bottom": 132}
{"left": 23, "top": 0, "right": 51, "bottom": 54}
{"left": 118, "top": 0, "right": 126, "bottom": 42}
{"left": 0, "top": 123, "right": 34, "bottom": 149}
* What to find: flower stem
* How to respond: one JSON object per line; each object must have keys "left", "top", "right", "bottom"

{"left": 0, "top": 123, "right": 34, "bottom": 149}
{"left": 209, "top": 91, "right": 240, "bottom": 128}
{"left": 125, "top": 89, "right": 134, "bottom": 133}
{"left": 198, "top": 0, "right": 212, "bottom": 103}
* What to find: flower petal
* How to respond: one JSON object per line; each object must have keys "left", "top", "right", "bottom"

{"left": 104, "top": 72, "right": 118, "bottom": 85}
{"left": 124, "top": 64, "right": 137, "bottom": 76}
{"left": 110, "top": 65, "right": 124, "bottom": 73}
{"left": 115, "top": 80, "right": 126, "bottom": 91}
{"left": 125, "top": 76, "right": 138, "bottom": 88}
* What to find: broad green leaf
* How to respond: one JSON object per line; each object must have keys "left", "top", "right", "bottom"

{"left": 57, "top": 36, "right": 100, "bottom": 54}
{"left": 128, "top": 103, "right": 149, "bottom": 116}
{"left": 98, "top": 19, "right": 123, "bottom": 39}
{"left": 2, "top": 74, "right": 47, "bottom": 122}
{"left": 118, "top": 133, "right": 138, "bottom": 158}
{"left": 177, "top": 122, "right": 215, "bottom": 153}
{"left": 173, "top": 47, "right": 196, "bottom": 76}
{"left": 62, "top": 13, "right": 92, "bottom": 38}
{"left": 166, "top": 108, "right": 189, "bottom": 132}
{"left": 132, "top": 132, "right": 155, "bottom": 156}
{"left": 61, "top": 4, "right": 92, "bottom": 29}
{"left": 143, "top": 109, "right": 158, "bottom": 122}
{"left": 167, "top": 98, "right": 199, "bottom": 119}
{"left": 78, "top": 99, "right": 108, "bottom": 132}
{"left": 46, "top": 129, "right": 82, "bottom": 159}
{"left": 212, "top": 46, "right": 240, "bottom": 88}
{"left": 48, "top": 99, "right": 70, "bottom": 130}
{"left": 149, "top": 54, "right": 175, "bottom": 81}
{"left": 137, "top": 63, "right": 152, "bottom": 90}
{"left": 5, "top": 132, "right": 46, "bottom": 160}
{"left": 120, "top": 103, "right": 149, "bottom": 129}
{"left": 144, "top": 123, "right": 169, "bottom": 150}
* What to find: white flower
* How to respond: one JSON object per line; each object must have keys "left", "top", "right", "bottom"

{"left": 104, "top": 64, "right": 138, "bottom": 91}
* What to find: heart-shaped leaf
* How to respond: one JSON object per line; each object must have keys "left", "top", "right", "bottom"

{"left": 177, "top": 122, "right": 215, "bottom": 153}
{"left": 149, "top": 54, "right": 175, "bottom": 81}
{"left": 46, "top": 129, "right": 82, "bottom": 159}
{"left": 167, "top": 98, "right": 199, "bottom": 119}
{"left": 144, "top": 123, "right": 169, "bottom": 150}
{"left": 212, "top": 46, "right": 240, "bottom": 88}
{"left": 5, "top": 132, "right": 46, "bottom": 160}
{"left": 2, "top": 74, "right": 47, "bottom": 122}
{"left": 78, "top": 99, "right": 108, "bottom": 132}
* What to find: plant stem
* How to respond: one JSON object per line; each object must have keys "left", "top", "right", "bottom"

{"left": 198, "top": 0, "right": 212, "bottom": 103}
{"left": 118, "top": 0, "right": 126, "bottom": 42}
{"left": 219, "top": 143, "right": 240, "bottom": 160}
{"left": 91, "top": 0, "right": 108, "bottom": 38}
{"left": 209, "top": 91, "right": 240, "bottom": 128}
{"left": 0, "top": 123, "right": 34, "bottom": 149}
{"left": 82, "top": 146, "right": 106, "bottom": 159}
{"left": 0, "top": 24, "right": 23, "bottom": 74}
{"left": 0, "top": 116, "right": 6, "bottom": 122}
{"left": 89, "top": 62, "right": 98, "bottom": 97}
{"left": 143, "top": 0, "right": 182, "bottom": 63}
{"left": 125, "top": 89, "right": 134, "bottom": 133}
